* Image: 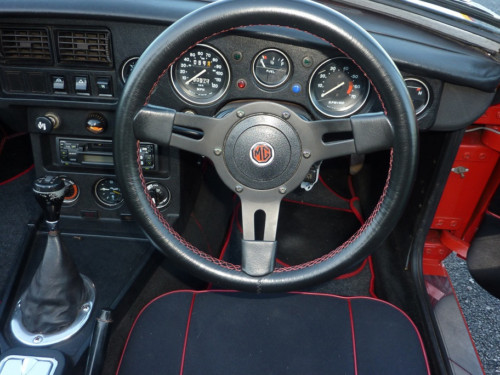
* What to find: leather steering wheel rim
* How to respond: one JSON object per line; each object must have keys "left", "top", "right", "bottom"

{"left": 114, "top": 0, "right": 418, "bottom": 292}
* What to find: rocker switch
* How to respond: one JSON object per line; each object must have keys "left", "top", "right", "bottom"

{"left": 75, "top": 76, "right": 89, "bottom": 94}
{"left": 52, "top": 76, "right": 66, "bottom": 92}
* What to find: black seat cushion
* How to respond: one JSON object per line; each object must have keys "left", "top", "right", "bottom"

{"left": 116, "top": 291, "right": 429, "bottom": 374}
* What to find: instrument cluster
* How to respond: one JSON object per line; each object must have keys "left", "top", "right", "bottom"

{"left": 128, "top": 41, "right": 430, "bottom": 119}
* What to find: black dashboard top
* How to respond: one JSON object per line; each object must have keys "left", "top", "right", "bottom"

{"left": 0, "top": 0, "right": 499, "bottom": 131}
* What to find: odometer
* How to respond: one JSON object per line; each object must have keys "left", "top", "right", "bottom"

{"left": 171, "top": 44, "right": 230, "bottom": 105}
{"left": 309, "top": 57, "right": 370, "bottom": 118}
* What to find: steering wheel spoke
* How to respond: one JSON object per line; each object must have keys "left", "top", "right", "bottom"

{"left": 305, "top": 112, "right": 394, "bottom": 162}
{"left": 134, "top": 104, "right": 228, "bottom": 157}
{"left": 239, "top": 192, "right": 282, "bottom": 276}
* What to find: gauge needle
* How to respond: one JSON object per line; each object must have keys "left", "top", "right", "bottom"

{"left": 260, "top": 58, "right": 266, "bottom": 68}
{"left": 321, "top": 82, "right": 345, "bottom": 98}
{"left": 185, "top": 69, "right": 207, "bottom": 85}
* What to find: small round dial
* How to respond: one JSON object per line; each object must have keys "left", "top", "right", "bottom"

{"left": 61, "top": 177, "right": 79, "bottom": 205}
{"left": 252, "top": 49, "right": 291, "bottom": 88}
{"left": 147, "top": 182, "right": 171, "bottom": 209}
{"left": 94, "top": 178, "right": 123, "bottom": 208}
{"left": 171, "top": 44, "right": 230, "bottom": 105}
{"left": 404, "top": 78, "right": 430, "bottom": 115}
{"left": 309, "top": 57, "right": 370, "bottom": 118}
{"left": 121, "top": 57, "right": 139, "bottom": 83}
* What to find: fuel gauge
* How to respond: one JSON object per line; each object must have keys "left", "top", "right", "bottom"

{"left": 253, "top": 49, "right": 291, "bottom": 88}
{"left": 404, "top": 78, "right": 430, "bottom": 115}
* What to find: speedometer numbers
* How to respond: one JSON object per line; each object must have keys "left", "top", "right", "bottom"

{"left": 171, "top": 44, "right": 230, "bottom": 105}
{"left": 309, "top": 58, "right": 370, "bottom": 118}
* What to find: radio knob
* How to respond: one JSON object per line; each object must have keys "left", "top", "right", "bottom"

{"left": 35, "top": 113, "right": 60, "bottom": 134}
{"left": 86, "top": 113, "right": 107, "bottom": 134}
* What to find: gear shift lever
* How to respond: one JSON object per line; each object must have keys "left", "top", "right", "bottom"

{"left": 11, "top": 176, "right": 95, "bottom": 346}
{"left": 33, "top": 175, "right": 66, "bottom": 227}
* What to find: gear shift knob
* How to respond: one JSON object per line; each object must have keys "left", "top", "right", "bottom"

{"left": 33, "top": 176, "right": 66, "bottom": 224}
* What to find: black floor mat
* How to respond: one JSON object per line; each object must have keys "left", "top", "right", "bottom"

{"left": 0, "top": 169, "right": 40, "bottom": 299}
{"left": 0, "top": 132, "right": 33, "bottom": 184}
{"left": 276, "top": 200, "right": 361, "bottom": 265}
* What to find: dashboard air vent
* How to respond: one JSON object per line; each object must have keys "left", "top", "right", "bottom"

{"left": 57, "top": 29, "right": 112, "bottom": 66}
{"left": 0, "top": 28, "right": 51, "bottom": 63}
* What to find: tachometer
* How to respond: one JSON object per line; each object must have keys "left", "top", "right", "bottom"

{"left": 309, "top": 57, "right": 370, "bottom": 118}
{"left": 171, "top": 44, "right": 230, "bottom": 105}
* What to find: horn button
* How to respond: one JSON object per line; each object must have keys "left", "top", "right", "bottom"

{"left": 224, "top": 114, "right": 302, "bottom": 190}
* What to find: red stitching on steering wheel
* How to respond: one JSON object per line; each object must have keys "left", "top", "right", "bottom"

{"left": 137, "top": 24, "right": 393, "bottom": 274}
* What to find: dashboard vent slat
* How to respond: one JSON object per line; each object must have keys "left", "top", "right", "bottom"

{"left": 57, "top": 30, "right": 112, "bottom": 66}
{"left": 0, "top": 28, "right": 51, "bottom": 62}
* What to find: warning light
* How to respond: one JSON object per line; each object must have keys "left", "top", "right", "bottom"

{"left": 237, "top": 79, "right": 247, "bottom": 89}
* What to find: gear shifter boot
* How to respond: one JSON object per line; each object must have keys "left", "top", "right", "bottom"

{"left": 18, "top": 175, "right": 91, "bottom": 335}
{"left": 20, "top": 231, "right": 86, "bottom": 333}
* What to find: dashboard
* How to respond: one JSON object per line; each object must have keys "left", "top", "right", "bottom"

{"left": 0, "top": 0, "right": 499, "bottom": 226}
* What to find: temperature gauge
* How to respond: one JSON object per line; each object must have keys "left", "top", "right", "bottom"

{"left": 404, "top": 78, "right": 430, "bottom": 115}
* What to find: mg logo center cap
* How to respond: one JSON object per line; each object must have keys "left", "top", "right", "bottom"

{"left": 250, "top": 142, "right": 274, "bottom": 166}
{"left": 224, "top": 114, "right": 301, "bottom": 190}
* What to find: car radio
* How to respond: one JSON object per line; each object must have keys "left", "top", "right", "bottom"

{"left": 57, "top": 138, "right": 156, "bottom": 170}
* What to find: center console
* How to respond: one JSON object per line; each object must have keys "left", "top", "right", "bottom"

{"left": 28, "top": 106, "right": 181, "bottom": 224}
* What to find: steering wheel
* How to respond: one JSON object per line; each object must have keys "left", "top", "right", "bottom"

{"left": 114, "top": 0, "right": 418, "bottom": 292}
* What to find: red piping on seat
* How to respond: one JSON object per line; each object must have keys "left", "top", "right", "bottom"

{"left": 348, "top": 299, "right": 359, "bottom": 375}
{"left": 180, "top": 293, "right": 197, "bottom": 375}
{"left": 116, "top": 290, "right": 430, "bottom": 375}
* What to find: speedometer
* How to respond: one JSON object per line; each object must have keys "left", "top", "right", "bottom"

{"left": 309, "top": 57, "right": 370, "bottom": 118}
{"left": 171, "top": 44, "right": 230, "bottom": 105}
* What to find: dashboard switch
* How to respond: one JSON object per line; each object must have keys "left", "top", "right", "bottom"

{"left": 75, "top": 76, "right": 89, "bottom": 94}
{"left": 52, "top": 76, "right": 66, "bottom": 92}
{"left": 96, "top": 77, "right": 112, "bottom": 96}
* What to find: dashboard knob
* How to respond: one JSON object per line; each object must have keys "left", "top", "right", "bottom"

{"left": 35, "top": 113, "right": 59, "bottom": 134}
{"left": 86, "top": 113, "right": 107, "bottom": 134}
